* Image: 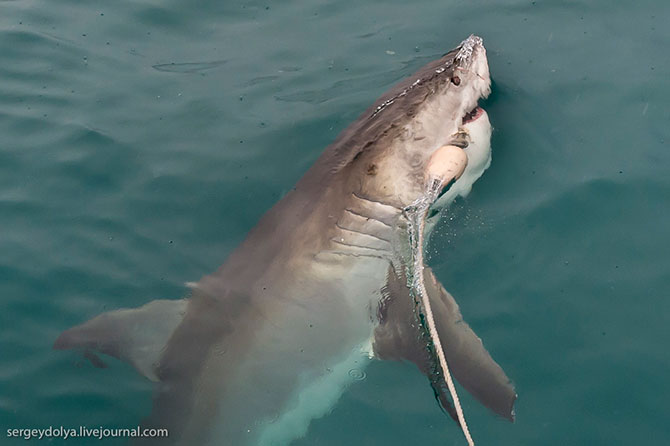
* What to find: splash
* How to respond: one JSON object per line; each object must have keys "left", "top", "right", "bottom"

{"left": 455, "top": 35, "right": 483, "bottom": 68}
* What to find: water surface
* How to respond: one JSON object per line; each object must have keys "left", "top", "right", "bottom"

{"left": 1, "top": 0, "right": 669, "bottom": 444}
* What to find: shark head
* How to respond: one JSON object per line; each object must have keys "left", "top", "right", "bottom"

{"left": 329, "top": 35, "right": 493, "bottom": 212}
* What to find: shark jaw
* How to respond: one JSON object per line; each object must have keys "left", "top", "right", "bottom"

{"left": 400, "top": 35, "right": 492, "bottom": 192}
{"left": 385, "top": 34, "right": 494, "bottom": 228}
{"left": 400, "top": 34, "right": 491, "bottom": 149}
{"left": 425, "top": 106, "right": 493, "bottom": 234}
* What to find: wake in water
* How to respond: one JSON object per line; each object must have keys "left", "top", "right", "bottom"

{"left": 403, "top": 146, "right": 475, "bottom": 446}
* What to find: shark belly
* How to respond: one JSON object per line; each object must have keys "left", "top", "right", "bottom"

{"left": 199, "top": 253, "right": 390, "bottom": 446}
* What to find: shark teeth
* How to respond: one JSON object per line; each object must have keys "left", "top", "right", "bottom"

{"left": 462, "top": 106, "right": 484, "bottom": 124}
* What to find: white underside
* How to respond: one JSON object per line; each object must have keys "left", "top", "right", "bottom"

{"left": 200, "top": 252, "right": 388, "bottom": 446}
{"left": 256, "top": 340, "right": 373, "bottom": 446}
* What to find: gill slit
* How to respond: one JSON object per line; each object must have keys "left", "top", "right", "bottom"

{"left": 344, "top": 209, "right": 392, "bottom": 228}
{"left": 319, "top": 251, "right": 389, "bottom": 261}
{"left": 330, "top": 238, "right": 390, "bottom": 253}
{"left": 335, "top": 223, "right": 391, "bottom": 244}
{"left": 351, "top": 192, "right": 402, "bottom": 212}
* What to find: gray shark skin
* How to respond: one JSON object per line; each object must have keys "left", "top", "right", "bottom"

{"left": 54, "top": 35, "right": 516, "bottom": 446}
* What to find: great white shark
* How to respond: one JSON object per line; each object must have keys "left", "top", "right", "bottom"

{"left": 55, "top": 35, "right": 516, "bottom": 445}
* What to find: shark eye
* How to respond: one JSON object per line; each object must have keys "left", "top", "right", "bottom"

{"left": 451, "top": 76, "right": 461, "bottom": 86}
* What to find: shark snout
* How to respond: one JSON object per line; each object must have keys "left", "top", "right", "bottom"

{"left": 453, "top": 35, "right": 491, "bottom": 101}
{"left": 455, "top": 35, "right": 484, "bottom": 68}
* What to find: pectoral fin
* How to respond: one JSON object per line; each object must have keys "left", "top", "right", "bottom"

{"left": 374, "top": 266, "right": 517, "bottom": 421}
{"left": 54, "top": 299, "right": 188, "bottom": 382}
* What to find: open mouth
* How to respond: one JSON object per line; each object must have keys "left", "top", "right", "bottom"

{"left": 462, "top": 106, "right": 484, "bottom": 124}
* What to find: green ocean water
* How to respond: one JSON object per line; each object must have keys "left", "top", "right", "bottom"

{"left": 1, "top": 0, "right": 669, "bottom": 444}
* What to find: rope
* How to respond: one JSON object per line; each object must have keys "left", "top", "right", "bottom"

{"left": 407, "top": 182, "right": 475, "bottom": 446}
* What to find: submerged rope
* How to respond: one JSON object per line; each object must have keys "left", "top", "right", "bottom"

{"left": 406, "top": 180, "right": 475, "bottom": 446}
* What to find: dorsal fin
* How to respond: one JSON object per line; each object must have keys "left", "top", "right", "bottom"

{"left": 54, "top": 299, "right": 188, "bottom": 381}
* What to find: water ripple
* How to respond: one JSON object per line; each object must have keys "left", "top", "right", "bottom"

{"left": 152, "top": 60, "right": 228, "bottom": 74}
